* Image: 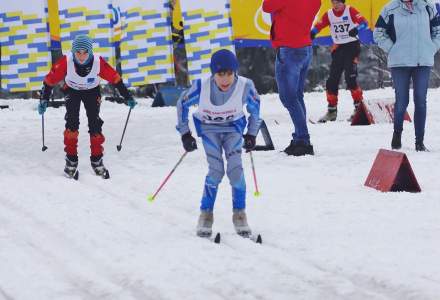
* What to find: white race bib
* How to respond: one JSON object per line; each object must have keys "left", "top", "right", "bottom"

{"left": 328, "top": 6, "right": 357, "bottom": 44}
{"left": 194, "top": 76, "right": 246, "bottom": 124}
{"left": 65, "top": 53, "right": 101, "bottom": 90}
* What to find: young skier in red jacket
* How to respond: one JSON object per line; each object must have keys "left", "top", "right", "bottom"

{"left": 311, "top": 0, "right": 368, "bottom": 122}
{"left": 38, "top": 35, "right": 137, "bottom": 179}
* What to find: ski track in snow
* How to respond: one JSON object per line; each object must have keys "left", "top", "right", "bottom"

{"left": 1, "top": 88, "right": 440, "bottom": 300}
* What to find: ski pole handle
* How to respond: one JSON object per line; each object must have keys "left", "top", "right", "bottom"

{"left": 148, "top": 151, "right": 188, "bottom": 202}
{"left": 249, "top": 151, "right": 260, "bottom": 197}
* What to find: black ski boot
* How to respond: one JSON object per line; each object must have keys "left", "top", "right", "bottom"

{"left": 91, "top": 156, "right": 110, "bottom": 179}
{"left": 391, "top": 131, "right": 402, "bottom": 150}
{"left": 64, "top": 156, "right": 79, "bottom": 180}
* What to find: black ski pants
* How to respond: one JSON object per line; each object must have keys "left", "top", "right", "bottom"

{"left": 64, "top": 86, "right": 103, "bottom": 134}
{"left": 326, "top": 41, "right": 361, "bottom": 95}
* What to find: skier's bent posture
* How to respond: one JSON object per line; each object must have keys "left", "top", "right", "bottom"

{"left": 38, "top": 35, "right": 136, "bottom": 179}
{"left": 176, "top": 49, "right": 262, "bottom": 237}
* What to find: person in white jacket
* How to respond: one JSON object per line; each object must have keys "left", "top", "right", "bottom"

{"left": 374, "top": 0, "right": 440, "bottom": 151}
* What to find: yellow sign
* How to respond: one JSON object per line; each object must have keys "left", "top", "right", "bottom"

{"left": 229, "top": 0, "right": 391, "bottom": 43}
{"left": 230, "top": 0, "right": 270, "bottom": 41}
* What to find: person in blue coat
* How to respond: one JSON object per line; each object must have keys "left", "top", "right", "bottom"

{"left": 176, "top": 49, "right": 262, "bottom": 238}
{"left": 374, "top": 0, "right": 440, "bottom": 151}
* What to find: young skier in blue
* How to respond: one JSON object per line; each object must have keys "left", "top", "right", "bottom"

{"left": 176, "top": 49, "right": 261, "bottom": 238}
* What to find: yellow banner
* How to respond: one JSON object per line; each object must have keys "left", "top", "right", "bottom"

{"left": 230, "top": 0, "right": 270, "bottom": 41}
{"left": 228, "top": 0, "right": 392, "bottom": 44}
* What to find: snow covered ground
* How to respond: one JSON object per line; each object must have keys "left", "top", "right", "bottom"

{"left": 0, "top": 88, "right": 439, "bottom": 300}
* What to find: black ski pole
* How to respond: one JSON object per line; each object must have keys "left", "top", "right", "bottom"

{"left": 41, "top": 114, "right": 48, "bottom": 152}
{"left": 116, "top": 107, "right": 132, "bottom": 152}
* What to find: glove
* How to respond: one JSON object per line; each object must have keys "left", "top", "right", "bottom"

{"left": 348, "top": 27, "right": 359, "bottom": 38}
{"left": 181, "top": 132, "right": 197, "bottom": 152}
{"left": 126, "top": 97, "right": 137, "bottom": 109}
{"left": 38, "top": 100, "right": 48, "bottom": 115}
{"left": 243, "top": 134, "right": 256, "bottom": 152}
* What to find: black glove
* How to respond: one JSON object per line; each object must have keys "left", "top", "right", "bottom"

{"left": 181, "top": 132, "right": 197, "bottom": 152}
{"left": 348, "top": 27, "right": 358, "bottom": 38}
{"left": 40, "top": 82, "right": 52, "bottom": 102}
{"left": 310, "top": 31, "right": 317, "bottom": 40}
{"left": 243, "top": 134, "right": 256, "bottom": 152}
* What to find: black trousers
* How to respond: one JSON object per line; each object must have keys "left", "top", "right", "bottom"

{"left": 326, "top": 41, "right": 361, "bottom": 95}
{"left": 64, "top": 86, "right": 103, "bottom": 134}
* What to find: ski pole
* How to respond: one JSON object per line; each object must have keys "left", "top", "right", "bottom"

{"left": 148, "top": 151, "right": 188, "bottom": 202}
{"left": 116, "top": 108, "right": 132, "bottom": 152}
{"left": 249, "top": 151, "right": 260, "bottom": 197}
{"left": 41, "top": 114, "right": 48, "bottom": 152}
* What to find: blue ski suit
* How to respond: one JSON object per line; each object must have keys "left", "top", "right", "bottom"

{"left": 176, "top": 75, "right": 261, "bottom": 211}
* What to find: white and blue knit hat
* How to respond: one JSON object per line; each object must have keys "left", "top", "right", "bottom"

{"left": 71, "top": 35, "right": 93, "bottom": 63}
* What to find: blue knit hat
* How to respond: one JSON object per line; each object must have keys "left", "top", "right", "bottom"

{"left": 210, "top": 49, "right": 239, "bottom": 74}
{"left": 71, "top": 35, "right": 93, "bottom": 64}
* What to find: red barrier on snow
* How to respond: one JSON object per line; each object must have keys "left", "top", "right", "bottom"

{"left": 351, "top": 98, "right": 411, "bottom": 126}
{"left": 364, "top": 149, "right": 421, "bottom": 192}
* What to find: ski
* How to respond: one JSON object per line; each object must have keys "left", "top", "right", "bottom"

{"left": 199, "top": 232, "right": 221, "bottom": 244}
{"left": 251, "top": 234, "right": 263, "bottom": 244}
{"left": 238, "top": 232, "right": 262, "bottom": 244}
{"left": 213, "top": 232, "right": 221, "bottom": 243}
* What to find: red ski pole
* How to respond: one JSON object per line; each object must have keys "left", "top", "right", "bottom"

{"left": 148, "top": 151, "right": 188, "bottom": 202}
{"left": 249, "top": 151, "right": 261, "bottom": 197}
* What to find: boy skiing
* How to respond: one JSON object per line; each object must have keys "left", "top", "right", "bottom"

{"left": 176, "top": 49, "right": 261, "bottom": 238}
{"left": 310, "top": 0, "right": 368, "bottom": 122}
{"left": 38, "top": 35, "right": 137, "bottom": 179}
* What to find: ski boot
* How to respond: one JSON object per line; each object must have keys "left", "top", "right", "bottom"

{"left": 391, "top": 131, "right": 402, "bottom": 150}
{"left": 196, "top": 210, "right": 213, "bottom": 238}
{"left": 64, "top": 156, "right": 79, "bottom": 180}
{"left": 318, "top": 106, "right": 337, "bottom": 123}
{"left": 91, "top": 156, "right": 110, "bottom": 179}
{"left": 233, "top": 209, "right": 252, "bottom": 237}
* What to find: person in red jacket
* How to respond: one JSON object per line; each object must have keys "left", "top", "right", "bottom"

{"left": 263, "top": 0, "right": 321, "bottom": 156}
{"left": 311, "top": 0, "right": 368, "bottom": 123}
{"left": 38, "top": 35, "right": 137, "bottom": 179}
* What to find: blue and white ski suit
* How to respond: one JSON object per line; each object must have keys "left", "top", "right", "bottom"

{"left": 176, "top": 75, "right": 261, "bottom": 211}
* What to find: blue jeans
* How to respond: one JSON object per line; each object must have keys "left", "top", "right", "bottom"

{"left": 275, "top": 46, "right": 312, "bottom": 144}
{"left": 391, "top": 67, "right": 430, "bottom": 143}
